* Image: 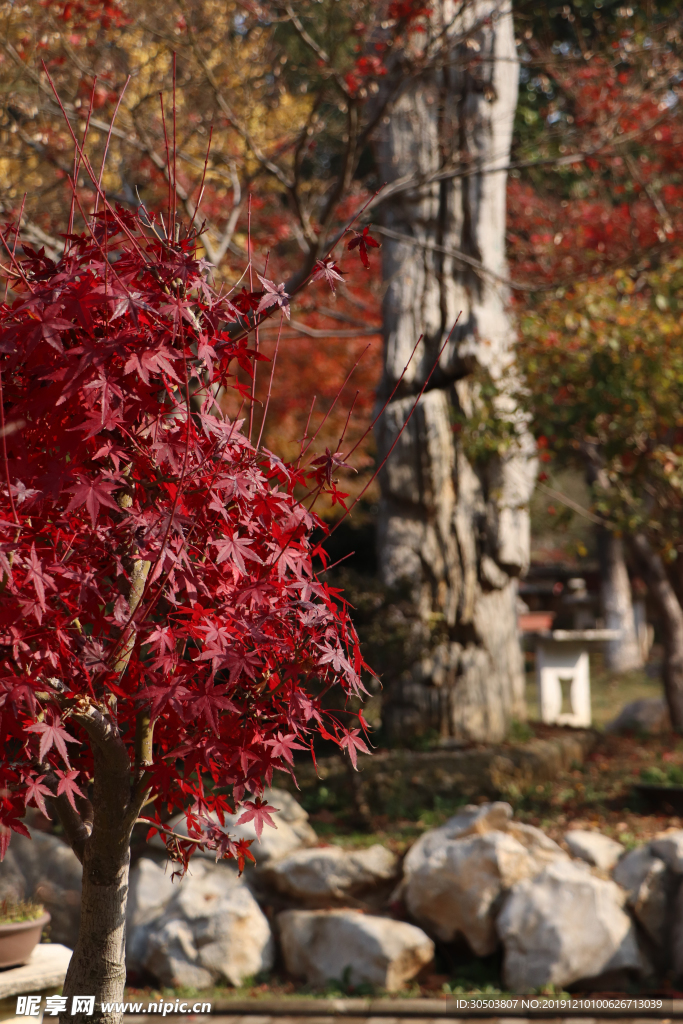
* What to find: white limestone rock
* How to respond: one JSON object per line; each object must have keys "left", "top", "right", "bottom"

{"left": 130, "top": 859, "right": 274, "bottom": 988}
{"left": 564, "top": 830, "right": 624, "bottom": 871}
{"left": 440, "top": 801, "right": 515, "bottom": 837}
{"left": 191, "top": 883, "right": 274, "bottom": 985}
{"left": 404, "top": 832, "right": 555, "bottom": 955}
{"left": 497, "top": 859, "right": 642, "bottom": 991}
{"left": 278, "top": 909, "right": 434, "bottom": 991}
{"left": 508, "top": 822, "right": 569, "bottom": 866}
{"left": 402, "top": 803, "right": 566, "bottom": 955}
{"left": 651, "top": 830, "right": 683, "bottom": 874}
{"left": 257, "top": 844, "right": 398, "bottom": 904}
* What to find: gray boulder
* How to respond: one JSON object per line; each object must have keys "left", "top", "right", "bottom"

{"left": 128, "top": 858, "right": 176, "bottom": 928}
{"left": 497, "top": 859, "right": 642, "bottom": 991}
{"left": 128, "top": 858, "right": 274, "bottom": 988}
{"left": 613, "top": 845, "right": 673, "bottom": 946}
{"left": 145, "top": 918, "right": 215, "bottom": 990}
{"left": 126, "top": 858, "right": 178, "bottom": 973}
{"left": 613, "top": 845, "right": 659, "bottom": 899}
{"left": 257, "top": 844, "right": 398, "bottom": 905}
{"left": 278, "top": 909, "right": 434, "bottom": 991}
{"left": 630, "top": 858, "right": 672, "bottom": 947}
{"left": 402, "top": 803, "right": 566, "bottom": 954}
{"left": 564, "top": 830, "right": 624, "bottom": 871}
{"left": 671, "top": 881, "right": 683, "bottom": 979}
{"left": 651, "top": 830, "right": 683, "bottom": 874}
{"left": 606, "top": 698, "right": 671, "bottom": 735}
{"left": 0, "top": 830, "right": 81, "bottom": 948}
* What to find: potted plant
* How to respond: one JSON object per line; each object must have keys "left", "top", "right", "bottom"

{"left": 0, "top": 899, "right": 50, "bottom": 968}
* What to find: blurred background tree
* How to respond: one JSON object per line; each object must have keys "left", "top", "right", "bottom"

{"left": 520, "top": 261, "right": 683, "bottom": 728}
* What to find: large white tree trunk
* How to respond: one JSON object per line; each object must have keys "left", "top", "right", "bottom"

{"left": 599, "top": 530, "right": 644, "bottom": 673}
{"left": 373, "top": 0, "right": 536, "bottom": 743}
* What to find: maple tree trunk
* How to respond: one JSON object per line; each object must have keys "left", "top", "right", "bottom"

{"left": 55, "top": 710, "right": 142, "bottom": 1024}
{"left": 599, "top": 529, "right": 644, "bottom": 673}
{"left": 372, "top": 0, "right": 535, "bottom": 743}
{"left": 630, "top": 532, "right": 683, "bottom": 731}
{"left": 62, "top": 850, "right": 130, "bottom": 1024}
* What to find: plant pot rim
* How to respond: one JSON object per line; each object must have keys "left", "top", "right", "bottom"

{"left": 0, "top": 911, "right": 51, "bottom": 933}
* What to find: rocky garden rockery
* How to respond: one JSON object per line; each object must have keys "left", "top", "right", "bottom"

{"left": 6, "top": 793, "right": 683, "bottom": 995}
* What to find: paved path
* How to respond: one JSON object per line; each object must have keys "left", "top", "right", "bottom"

{"left": 123, "top": 1016, "right": 675, "bottom": 1024}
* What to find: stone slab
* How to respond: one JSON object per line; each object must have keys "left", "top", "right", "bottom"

{"left": 0, "top": 944, "right": 72, "bottom": 999}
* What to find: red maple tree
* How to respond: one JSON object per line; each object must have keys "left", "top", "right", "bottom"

{"left": 0, "top": 81, "right": 386, "bottom": 1016}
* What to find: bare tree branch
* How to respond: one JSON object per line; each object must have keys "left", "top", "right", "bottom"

{"left": 178, "top": 0, "right": 294, "bottom": 190}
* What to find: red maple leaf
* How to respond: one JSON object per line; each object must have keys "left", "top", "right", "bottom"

{"left": 311, "top": 448, "right": 351, "bottom": 487}
{"left": 338, "top": 727, "right": 370, "bottom": 769}
{"left": 23, "top": 544, "right": 57, "bottom": 611}
{"left": 256, "top": 275, "right": 291, "bottom": 319}
{"left": 55, "top": 769, "right": 85, "bottom": 811}
{"left": 66, "top": 477, "right": 121, "bottom": 526}
{"left": 264, "top": 731, "right": 306, "bottom": 765}
{"left": 311, "top": 259, "right": 345, "bottom": 292}
{"left": 232, "top": 287, "right": 262, "bottom": 314}
{"left": 2, "top": 676, "right": 40, "bottom": 718}
{"left": 347, "top": 226, "right": 380, "bottom": 269}
{"left": 233, "top": 837, "right": 257, "bottom": 874}
{"left": 213, "top": 535, "right": 262, "bottom": 575}
{"left": 20, "top": 302, "right": 75, "bottom": 355}
{"left": 236, "top": 797, "right": 278, "bottom": 840}
{"left": 27, "top": 711, "right": 80, "bottom": 767}
{"left": 23, "top": 774, "right": 53, "bottom": 818}
{"left": 178, "top": 679, "right": 239, "bottom": 733}
{"left": 137, "top": 678, "right": 190, "bottom": 721}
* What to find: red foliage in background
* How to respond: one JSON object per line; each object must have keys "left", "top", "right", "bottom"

{"left": 507, "top": 55, "right": 683, "bottom": 286}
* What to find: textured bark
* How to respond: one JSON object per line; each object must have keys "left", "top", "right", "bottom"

{"left": 60, "top": 738, "right": 132, "bottom": 1024}
{"left": 50, "top": 703, "right": 149, "bottom": 1024}
{"left": 56, "top": 557, "right": 154, "bottom": 1024}
{"left": 630, "top": 532, "right": 683, "bottom": 731}
{"left": 373, "top": 0, "right": 535, "bottom": 743}
{"left": 62, "top": 854, "right": 129, "bottom": 1024}
{"left": 598, "top": 529, "right": 643, "bottom": 673}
